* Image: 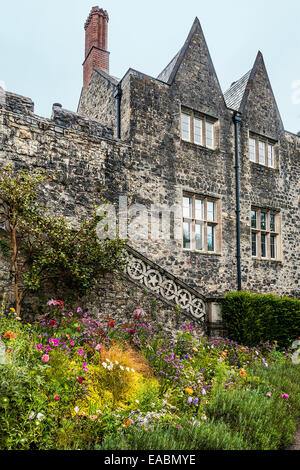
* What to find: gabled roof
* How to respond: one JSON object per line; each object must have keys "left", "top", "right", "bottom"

{"left": 157, "top": 17, "right": 209, "bottom": 85}
{"left": 224, "top": 70, "right": 251, "bottom": 111}
{"left": 224, "top": 52, "right": 283, "bottom": 130}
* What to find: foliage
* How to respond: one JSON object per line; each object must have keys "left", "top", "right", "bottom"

{"left": 0, "top": 166, "right": 125, "bottom": 315}
{"left": 222, "top": 291, "right": 300, "bottom": 348}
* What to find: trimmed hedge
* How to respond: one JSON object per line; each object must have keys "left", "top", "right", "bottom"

{"left": 221, "top": 291, "right": 300, "bottom": 348}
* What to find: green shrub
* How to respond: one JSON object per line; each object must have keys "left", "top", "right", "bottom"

{"left": 205, "top": 388, "right": 296, "bottom": 450}
{"left": 98, "top": 419, "right": 249, "bottom": 450}
{"left": 222, "top": 291, "right": 300, "bottom": 348}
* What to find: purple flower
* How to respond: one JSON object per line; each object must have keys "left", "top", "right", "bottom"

{"left": 187, "top": 397, "right": 193, "bottom": 404}
{"left": 193, "top": 398, "right": 199, "bottom": 405}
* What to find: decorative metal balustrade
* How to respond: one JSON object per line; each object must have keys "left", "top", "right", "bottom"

{"left": 123, "top": 246, "right": 207, "bottom": 324}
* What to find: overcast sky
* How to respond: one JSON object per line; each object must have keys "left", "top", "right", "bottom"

{"left": 0, "top": 0, "right": 299, "bottom": 133}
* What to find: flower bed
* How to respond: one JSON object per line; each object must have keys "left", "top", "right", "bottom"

{"left": 0, "top": 301, "right": 299, "bottom": 450}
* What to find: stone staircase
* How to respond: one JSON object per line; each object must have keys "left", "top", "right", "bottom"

{"left": 123, "top": 245, "right": 207, "bottom": 326}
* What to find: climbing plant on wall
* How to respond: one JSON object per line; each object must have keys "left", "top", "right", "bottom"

{"left": 0, "top": 166, "right": 125, "bottom": 317}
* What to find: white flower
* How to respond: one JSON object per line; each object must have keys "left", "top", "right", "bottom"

{"left": 131, "top": 368, "right": 135, "bottom": 373}
{"left": 135, "top": 399, "right": 140, "bottom": 404}
{"left": 120, "top": 365, "right": 124, "bottom": 370}
{"left": 126, "top": 367, "right": 130, "bottom": 372}
{"left": 102, "top": 362, "right": 108, "bottom": 369}
{"left": 37, "top": 413, "right": 45, "bottom": 422}
{"left": 28, "top": 412, "right": 35, "bottom": 420}
{"left": 264, "top": 362, "right": 269, "bottom": 368}
{"left": 74, "top": 407, "right": 80, "bottom": 414}
{"left": 115, "top": 360, "right": 119, "bottom": 365}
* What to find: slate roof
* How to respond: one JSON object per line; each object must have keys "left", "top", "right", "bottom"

{"left": 94, "top": 67, "right": 120, "bottom": 85}
{"left": 224, "top": 70, "right": 251, "bottom": 111}
{"left": 157, "top": 48, "right": 182, "bottom": 83}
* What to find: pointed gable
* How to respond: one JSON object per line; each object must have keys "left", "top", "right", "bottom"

{"left": 159, "top": 18, "right": 226, "bottom": 114}
{"left": 238, "top": 52, "right": 284, "bottom": 137}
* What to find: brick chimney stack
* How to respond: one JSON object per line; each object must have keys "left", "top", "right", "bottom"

{"left": 83, "top": 6, "right": 110, "bottom": 91}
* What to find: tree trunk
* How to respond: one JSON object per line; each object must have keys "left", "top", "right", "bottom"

{"left": 11, "top": 220, "right": 21, "bottom": 317}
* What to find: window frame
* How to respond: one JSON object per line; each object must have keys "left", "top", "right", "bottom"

{"left": 181, "top": 108, "right": 217, "bottom": 149}
{"left": 248, "top": 133, "right": 277, "bottom": 169}
{"left": 182, "top": 193, "right": 221, "bottom": 254}
{"left": 250, "top": 208, "right": 281, "bottom": 261}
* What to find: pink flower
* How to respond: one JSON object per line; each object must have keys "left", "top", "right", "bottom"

{"left": 42, "top": 354, "right": 50, "bottom": 363}
{"left": 95, "top": 344, "right": 101, "bottom": 351}
{"left": 69, "top": 340, "right": 74, "bottom": 346}
{"left": 47, "top": 299, "right": 59, "bottom": 306}
{"left": 266, "top": 393, "right": 272, "bottom": 398}
{"left": 53, "top": 339, "right": 59, "bottom": 347}
{"left": 37, "top": 344, "right": 43, "bottom": 351}
{"left": 282, "top": 394, "right": 290, "bottom": 400}
{"left": 77, "top": 307, "right": 83, "bottom": 313}
{"left": 78, "top": 349, "right": 84, "bottom": 356}
{"left": 54, "top": 395, "right": 60, "bottom": 401}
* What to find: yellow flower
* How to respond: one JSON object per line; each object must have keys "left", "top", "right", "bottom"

{"left": 192, "top": 347, "right": 198, "bottom": 353}
{"left": 185, "top": 387, "right": 193, "bottom": 395}
{"left": 240, "top": 369, "right": 246, "bottom": 377}
{"left": 10, "top": 308, "right": 16, "bottom": 313}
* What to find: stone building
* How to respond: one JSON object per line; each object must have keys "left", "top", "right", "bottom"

{"left": 0, "top": 6, "right": 299, "bottom": 333}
